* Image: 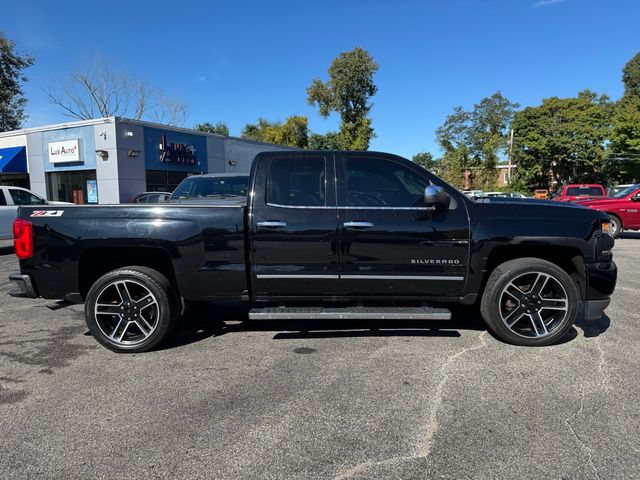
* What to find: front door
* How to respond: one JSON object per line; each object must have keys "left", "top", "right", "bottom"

{"left": 336, "top": 154, "right": 470, "bottom": 298}
{"left": 250, "top": 153, "right": 339, "bottom": 298}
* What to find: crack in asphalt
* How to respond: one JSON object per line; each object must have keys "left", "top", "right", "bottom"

{"left": 593, "top": 337, "right": 610, "bottom": 393}
{"left": 334, "top": 331, "right": 488, "bottom": 479}
{"left": 564, "top": 385, "right": 601, "bottom": 480}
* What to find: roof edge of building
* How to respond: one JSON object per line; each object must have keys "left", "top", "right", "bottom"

{"left": 0, "top": 116, "right": 297, "bottom": 150}
{"left": 0, "top": 117, "right": 117, "bottom": 138}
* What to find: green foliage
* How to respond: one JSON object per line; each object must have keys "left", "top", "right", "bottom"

{"left": 0, "top": 32, "right": 34, "bottom": 132}
{"left": 436, "top": 92, "right": 518, "bottom": 189}
{"left": 308, "top": 131, "right": 342, "bottom": 150}
{"left": 195, "top": 121, "right": 229, "bottom": 136}
{"left": 607, "top": 96, "right": 640, "bottom": 183}
{"left": 412, "top": 152, "right": 440, "bottom": 173}
{"left": 622, "top": 52, "right": 640, "bottom": 99}
{"left": 505, "top": 175, "right": 530, "bottom": 195}
{"left": 307, "top": 47, "right": 379, "bottom": 150}
{"left": 241, "top": 116, "right": 309, "bottom": 148}
{"left": 440, "top": 145, "right": 471, "bottom": 189}
{"left": 512, "top": 90, "right": 612, "bottom": 188}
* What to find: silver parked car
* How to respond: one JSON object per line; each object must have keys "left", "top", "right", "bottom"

{"left": 0, "top": 186, "right": 71, "bottom": 248}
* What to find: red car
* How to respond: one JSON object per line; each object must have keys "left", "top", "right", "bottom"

{"left": 578, "top": 183, "right": 640, "bottom": 238}
{"left": 554, "top": 184, "right": 606, "bottom": 202}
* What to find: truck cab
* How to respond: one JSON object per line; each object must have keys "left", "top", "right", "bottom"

{"left": 554, "top": 184, "right": 606, "bottom": 202}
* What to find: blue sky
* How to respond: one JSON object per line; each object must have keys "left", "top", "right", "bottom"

{"left": 3, "top": 0, "right": 639, "bottom": 158}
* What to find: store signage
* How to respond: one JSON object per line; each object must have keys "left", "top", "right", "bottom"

{"left": 159, "top": 134, "right": 199, "bottom": 165}
{"left": 49, "top": 139, "right": 80, "bottom": 163}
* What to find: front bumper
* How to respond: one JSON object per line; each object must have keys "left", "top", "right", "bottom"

{"left": 581, "top": 298, "right": 611, "bottom": 321}
{"left": 586, "top": 261, "right": 617, "bottom": 300}
{"left": 8, "top": 273, "right": 38, "bottom": 299}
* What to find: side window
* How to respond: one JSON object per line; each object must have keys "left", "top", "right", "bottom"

{"left": 0, "top": 190, "right": 6, "bottom": 206}
{"left": 344, "top": 157, "right": 430, "bottom": 207}
{"left": 9, "top": 189, "right": 43, "bottom": 206}
{"left": 268, "top": 158, "right": 326, "bottom": 207}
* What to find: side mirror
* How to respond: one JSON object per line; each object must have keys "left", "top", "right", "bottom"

{"left": 424, "top": 185, "right": 450, "bottom": 208}
{"left": 631, "top": 196, "right": 640, "bottom": 202}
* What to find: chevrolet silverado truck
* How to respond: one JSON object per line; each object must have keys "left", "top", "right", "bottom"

{"left": 8, "top": 151, "right": 617, "bottom": 352}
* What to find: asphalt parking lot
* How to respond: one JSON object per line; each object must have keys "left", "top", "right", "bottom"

{"left": 1, "top": 240, "right": 639, "bottom": 480}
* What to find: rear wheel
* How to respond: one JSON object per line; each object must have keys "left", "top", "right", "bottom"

{"left": 608, "top": 214, "right": 622, "bottom": 238}
{"left": 480, "top": 258, "right": 578, "bottom": 346}
{"left": 84, "top": 266, "right": 179, "bottom": 353}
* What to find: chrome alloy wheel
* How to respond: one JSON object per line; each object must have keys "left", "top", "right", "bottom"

{"left": 499, "top": 271, "right": 569, "bottom": 338}
{"left": 94, "top": 280, "right": 160, "bottom": 345}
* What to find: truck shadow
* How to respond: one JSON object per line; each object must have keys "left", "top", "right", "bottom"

{"left": 164, "top": 303, "right": 606, "bottom": 350}
{"left": 166, "top": 304, "right": 518, "bottom": 350}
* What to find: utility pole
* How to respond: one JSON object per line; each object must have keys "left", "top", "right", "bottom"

{"left": 508, "top": 128, "right": 514, "bottom": 183}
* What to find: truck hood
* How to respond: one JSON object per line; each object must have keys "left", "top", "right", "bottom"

{"left": 472, "top": 196, "right": 608, "bottom": 231}
{"left": 575, "top": 197, "right": 624, "bottom": 208}
{"left": 474, "top": 196, "right": 588, "bottom": 209}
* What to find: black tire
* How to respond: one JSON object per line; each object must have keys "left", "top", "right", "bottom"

{"left": 608, "top": 214, "right": 623, "bottom": 239}
{"left": 480, "top": 258, "right": 579, "bottom": 346}
{"left": 84, "top": 266, "right": 180, "bottom": 353}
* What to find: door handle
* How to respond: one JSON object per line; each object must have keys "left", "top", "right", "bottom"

{"left": 343, "top": 221, "right": 374, "bottom": 229}
{"left": 257, "top": 221, "right": 287, "bottom": 228}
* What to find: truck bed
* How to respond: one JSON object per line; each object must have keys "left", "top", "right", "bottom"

{"left": 18, "top": 204, "right": 248, "bottom": 301}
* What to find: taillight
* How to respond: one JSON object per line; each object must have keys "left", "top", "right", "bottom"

{"left": 13, "top": 218, "right": 33, "bottom": 259}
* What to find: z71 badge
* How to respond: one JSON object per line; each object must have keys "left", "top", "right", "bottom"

{"left": 30, "top": 210, "right": 65, "bottom": 217}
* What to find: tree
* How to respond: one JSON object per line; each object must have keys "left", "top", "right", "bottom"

{"left": 195, "top": 121, "right": 229, "bottom": 136}
{"left": 607, "top": 96, "right": 640, "bottom": 183}
{"left": 46, "top": 60, "right": 187, "bottom": 126}
{"left": 435, "top": 92, "right": 517, "bottom": 189}
{"left": 412, "top": 152, "right": 440, "bottom": 173}
{"left": 622, "top": 52, "right": 640, "bottom": 99}
{"left": 308, "top": 132, "right": 341, "bottom": 150}
{"left": 0, "top": 32, "right": 34, "bottom": 132}
{"left": 511, "top": 90, "right": 612, "bottom": 189}
{"left": 468, "top": 92, "right": 519, "bottom": 186}
{"left": 241, "top": 116, "right": 309, "bottom": 148}
{"left": 307, "top": 47, "right": 379, "bottom": 150}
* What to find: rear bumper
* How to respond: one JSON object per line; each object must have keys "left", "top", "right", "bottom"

{"left": 8, "top": 273, "right": 38, "bottom": 299}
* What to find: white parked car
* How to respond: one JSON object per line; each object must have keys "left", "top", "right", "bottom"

{"left": 0, "top": 186, "right": 72, "bottom": 248}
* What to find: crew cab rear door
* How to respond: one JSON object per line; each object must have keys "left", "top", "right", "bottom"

{"left": 249, "top": 153, "right": 339, "bottom": 297}
{"left": 336, "top": 153, "right": 470, "bottom": 297}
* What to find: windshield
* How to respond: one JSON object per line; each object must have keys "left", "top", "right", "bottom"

{"left": 171, "top": 175, "right": 249, "bottom": 199}
{"left": 612, "top": 184, "right": 640, "bottom": 199}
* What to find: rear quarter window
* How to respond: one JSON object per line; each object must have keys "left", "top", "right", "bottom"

{"left": 565, "top": 186, "right": 604, "bottom": 196}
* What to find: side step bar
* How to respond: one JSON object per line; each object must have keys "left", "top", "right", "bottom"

{"left": 248, "top": 306, "right": 451, "bottom": 321}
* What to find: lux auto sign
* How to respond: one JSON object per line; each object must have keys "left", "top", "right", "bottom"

{"left": 49, "top": 139, "right": 80, "bottom": 163}
{"left": 159, "top": 134, "right": 199, "bottom": 165}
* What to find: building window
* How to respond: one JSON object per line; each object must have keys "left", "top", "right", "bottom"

{"left": 0, "top": 173, "right": 29, "bottom": 189}
{"left": 146, "top": 170, "right": 191, "bottom": 193}
{"left": 47, "top": 170, "right": 97, "bottom": 204}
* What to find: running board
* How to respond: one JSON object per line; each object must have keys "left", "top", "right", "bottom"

{"left": 248, "top": 306, "right": 451, "bottom": 321}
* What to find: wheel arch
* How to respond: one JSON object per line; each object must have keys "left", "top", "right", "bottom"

{"left": 78, "top": 247, "right": 176, "bottom": 300}
{"left": 481, "top": 245, "right": 587, "bottom": 301}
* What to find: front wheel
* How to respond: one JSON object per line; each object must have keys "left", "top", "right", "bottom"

{"left": 84, "top": 266, "right": 179, "bottom": 353}
{"left": 480, "top": 258, "right": 578, "bottom": 346}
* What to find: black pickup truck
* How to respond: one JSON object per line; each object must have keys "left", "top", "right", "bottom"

{"left": 9, "top": 151, "right": 617, "bottom": 352}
